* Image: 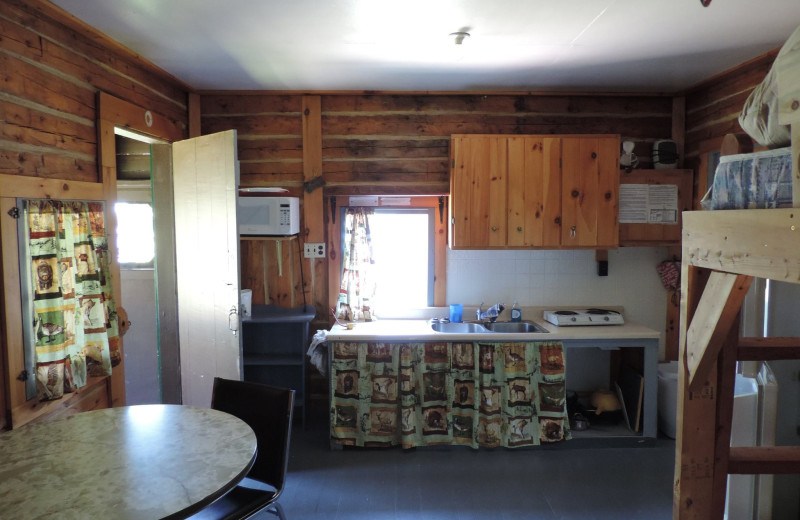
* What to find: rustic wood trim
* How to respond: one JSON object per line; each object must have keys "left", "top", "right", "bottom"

{"left": 326, "top": 195, "right": 448, "bottom": 310}
{"left": 672, "top": 96, "right": 686, "bottom": 168}
{"left": 685, "top": 272, "right": 752, "bottom": 388}
{"left": 10, "top": 376, "right": 109, "bottom": 428}
{"left": 0, "top": 197, "right": 24, "bottom": 422}
{"left": 97, "top": 92, "right": 184, "bottom": 407}
{"left": 188, "top": 93, "right": 201, "bottom": 138}
{"left": 199, "top": 89, "right": 677, "bottom": 97}
{"left": 97, "top": 91, "right": 184, "bottom": 143}
{"left": 728, "top": 446, "right": 800, "bottom": 474}
{"left": 302, "top": 95, "right": 324, "bottom": 319}
{"left": 737, "top": 337, "right": 800, "bottom": 360}
{"left": 0, "top": 174, "right": 104, "bottom": 200}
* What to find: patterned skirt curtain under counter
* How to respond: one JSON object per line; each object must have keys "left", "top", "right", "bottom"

{"left": 330, "top": 341, "right": 569, "bottom": 449}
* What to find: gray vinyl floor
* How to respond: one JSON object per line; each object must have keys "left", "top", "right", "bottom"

{"left": 272, "top": 425, "right": 677, "bottom": 520}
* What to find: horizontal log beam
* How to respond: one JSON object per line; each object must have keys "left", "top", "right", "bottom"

{"left": 728, "top": 446, "right": 800, "bottom": 474}
{"left": 737, "top": 337, "right": 800, "bottom": 360}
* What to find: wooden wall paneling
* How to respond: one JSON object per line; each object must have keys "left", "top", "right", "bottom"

{"left": 432, "top": 196, "right": 447, "bottom": 306}
{"left": 239, "top": 239, "right": 267, "bottom": 305}
{"left": 0, "top": 197, "right": 24, "bottom": 425}
{"left": 302, "top": 96, "right": 325, "bottom": 319}
{"left": 672, "top": 96, "right": 686, "bottom": 168}
{"left": 619, "top": 169, "right": 693, "bottom": 245}
{"left": 1, "top": 0, "right": 188, "bottom": 121}
{"left": 188, "top": 93, "right": 201, "bottom": 138}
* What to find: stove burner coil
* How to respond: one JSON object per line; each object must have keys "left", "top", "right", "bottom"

{"left": 554, "top": 310, "right": 578, "bottom": 315}
{"left": 585, "top": 308, "right": 619, "bottom": 315}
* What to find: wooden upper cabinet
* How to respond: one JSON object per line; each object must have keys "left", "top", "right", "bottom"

{"left": 450, "top": 134, "right": 619, "bottom": 250}
{"left": 561, "top": 136, "right": 620, "bottom": 248}
{"left": 451, "top": 135, "right": 508, "bottom": 248}
{"left": 507, "top": 136, "right": 562, "bottom": 247}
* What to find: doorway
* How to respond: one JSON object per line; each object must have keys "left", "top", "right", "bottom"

{"left": 112, "top": 130, "right": 181, "bottom": 405}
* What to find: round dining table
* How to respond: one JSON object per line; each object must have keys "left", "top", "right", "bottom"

{"left": 0, "top": 404, "right": 257, "bottom": 520}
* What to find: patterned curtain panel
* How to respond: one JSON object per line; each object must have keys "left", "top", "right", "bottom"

{"left": 330, "top": 341, "right": 570, "bottom": 449}
{"left": 336, "top": 207, "right": 375, "bottom": 321}
{"left": 25, "top": 200, "right": 121, "bottom": 401}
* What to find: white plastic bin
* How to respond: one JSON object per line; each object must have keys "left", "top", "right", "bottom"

{"left": 657, "top": 361, "right": 679, "bottom": 439}
{"left": 240, "top": 289, "right": 252, "bottom": 320}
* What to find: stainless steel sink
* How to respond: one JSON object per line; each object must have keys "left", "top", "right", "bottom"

{"left": 430, "top": 320, "right": 547, "bottom": 334}
{"left": 430, "top": 322, "right": 489, "bottom": 333}
{"left": 484, "top": 321, "right": 548, "bottom": 333}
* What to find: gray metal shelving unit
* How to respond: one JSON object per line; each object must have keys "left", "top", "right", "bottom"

{"left": 242, "top": 304, "right": 315, "bottom": 427}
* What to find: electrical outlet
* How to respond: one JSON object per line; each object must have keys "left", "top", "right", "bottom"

{"left": 303, "top": 242, "right": 325, "bottom": 258}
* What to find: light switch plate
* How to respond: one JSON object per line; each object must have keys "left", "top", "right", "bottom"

{"left": 304, "top": 242, "right": 325, "bottom": 258}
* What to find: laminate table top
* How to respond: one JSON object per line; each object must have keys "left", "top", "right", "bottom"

{"left": 0, "top": 404, "right": 257, "bottom": 520}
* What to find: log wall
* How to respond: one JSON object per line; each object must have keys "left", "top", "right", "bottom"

{"left": 0, "top": 0, "right": 190, "bottom": 427}
{"left": 0, "top": 0, "right": 189, "bottom": 182}
{"left": 683, "top": 50, "right": 779, "bottom": 205}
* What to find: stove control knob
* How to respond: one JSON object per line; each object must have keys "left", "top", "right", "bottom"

{"left": 603, "top": 316, "right": 609, "bottom": 321}
{"left": 570, "top": 317, "right": 576, "bottom": 322}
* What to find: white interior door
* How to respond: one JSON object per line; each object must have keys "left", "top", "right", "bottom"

{"left": 172, "top": 130, "right": 241, "bottom": 407}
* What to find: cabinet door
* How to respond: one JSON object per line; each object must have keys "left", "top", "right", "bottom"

{"left": 451, "top": 135, "right": 508, "bottom": 247}
{"left": 561, "top": 136, "right": 619, "bottom": 248}
{"left": 507, "top": 136, "right": 562, "bottom": 247}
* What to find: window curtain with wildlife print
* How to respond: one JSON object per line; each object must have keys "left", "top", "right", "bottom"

{"left": 336, "top": 207, "right": 375, "bottom": 321}
{"left": 330, "top": 341, "right": 569, "bottom": 449}
{"left": 25, "top": 200, "right": 121, "bottom": 401}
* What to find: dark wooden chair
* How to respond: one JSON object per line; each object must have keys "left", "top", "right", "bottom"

{"left": 191, "top": 377, "right": 295, "bottom": 520}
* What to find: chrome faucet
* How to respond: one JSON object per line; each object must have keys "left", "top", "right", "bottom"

{"left": 476, "top": 302, "right": 505, "bottom": 323}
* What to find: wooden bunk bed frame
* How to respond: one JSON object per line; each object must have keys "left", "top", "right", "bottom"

{"left": 673, "top": 44, "right": 800, "bottom": 519}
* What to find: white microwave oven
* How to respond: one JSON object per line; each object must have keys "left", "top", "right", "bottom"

{"left": 238, "top": 196, "right": 300, "bottom": 236}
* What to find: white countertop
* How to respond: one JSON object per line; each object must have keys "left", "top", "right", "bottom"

{"left": 326, "top": 315, "right": 661, "bottom": 342}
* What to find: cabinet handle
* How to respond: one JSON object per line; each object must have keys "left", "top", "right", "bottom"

{"left": 571, "top": 189, "right": 580, "bottom": 198}
{"left": 591, "top": 152, "right": 597, "bottom": 159}
{"left": 517, "top": 226, "right": 522, "bottom": 232}
{"left": 570, "top": 226, "right": 576, "bottom": 238}
{"left": 491, "top": 226, "right": 498, "bottom": 231}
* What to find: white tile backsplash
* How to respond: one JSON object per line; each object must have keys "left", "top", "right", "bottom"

{"left": 446, "top": 246, "right": 669, "bottom": 356}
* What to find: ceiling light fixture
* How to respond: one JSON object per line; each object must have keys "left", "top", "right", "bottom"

{"left": 450, "top": 31, "right": 470, "bottom": 45}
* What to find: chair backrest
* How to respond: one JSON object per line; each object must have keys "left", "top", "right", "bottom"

{"left": 211, "top": 377, "right": 295, "bottom": 492}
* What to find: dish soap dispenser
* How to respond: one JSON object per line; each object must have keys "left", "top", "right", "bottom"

{"left": 510, "top": 301, "right": 522, "bottom": 322}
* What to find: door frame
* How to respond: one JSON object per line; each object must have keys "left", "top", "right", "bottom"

{"left": 97, "top": 92, "right": 185, "bottom": 406}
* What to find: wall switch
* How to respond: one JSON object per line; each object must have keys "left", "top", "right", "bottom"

{"left": 304, "top": 242, "right": 325, "bottom": 258}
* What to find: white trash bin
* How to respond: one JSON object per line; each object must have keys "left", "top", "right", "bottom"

{"left": 657, "top": 361, "right": 679, "bottom": 439}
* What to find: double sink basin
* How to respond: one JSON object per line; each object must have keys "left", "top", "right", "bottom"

{"left": 430, "top": 320, "right": 548, "bottom": 334}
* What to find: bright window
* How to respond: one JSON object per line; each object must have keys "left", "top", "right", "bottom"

{"left": 364, "top": 208, "right": 434, "bottom": 313}
{"left": 114, "top": 202, "right": 155, "bottom": 267}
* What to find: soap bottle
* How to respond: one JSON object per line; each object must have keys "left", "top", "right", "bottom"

{"left": 510, "top": 301, "right": 522, "bottom": 322}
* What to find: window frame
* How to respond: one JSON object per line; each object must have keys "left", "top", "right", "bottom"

{"left": 327, "top": 196, "right": 447, "bottom": 313}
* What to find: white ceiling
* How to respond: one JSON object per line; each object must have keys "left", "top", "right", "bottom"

{"left": 51, "top": 0, "right": 800, "bottom": 92}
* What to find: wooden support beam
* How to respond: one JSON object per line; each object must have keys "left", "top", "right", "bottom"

{"left": 709, "top": 324, "right": 739, "bottom": 519}
{"left": 737, "top": 337, "right": 800, "bottom": 360}
{"left": 682, "top": 209, "right": 800, "bottom": 282}
{"left": 302, "top": 95, "right": 325, "bottom": 318}
{"left": 685, "top": 272, "right": 752, "bottom": 388}
{"left": 728, "top": 446, "right": 800, "bottom": 474}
